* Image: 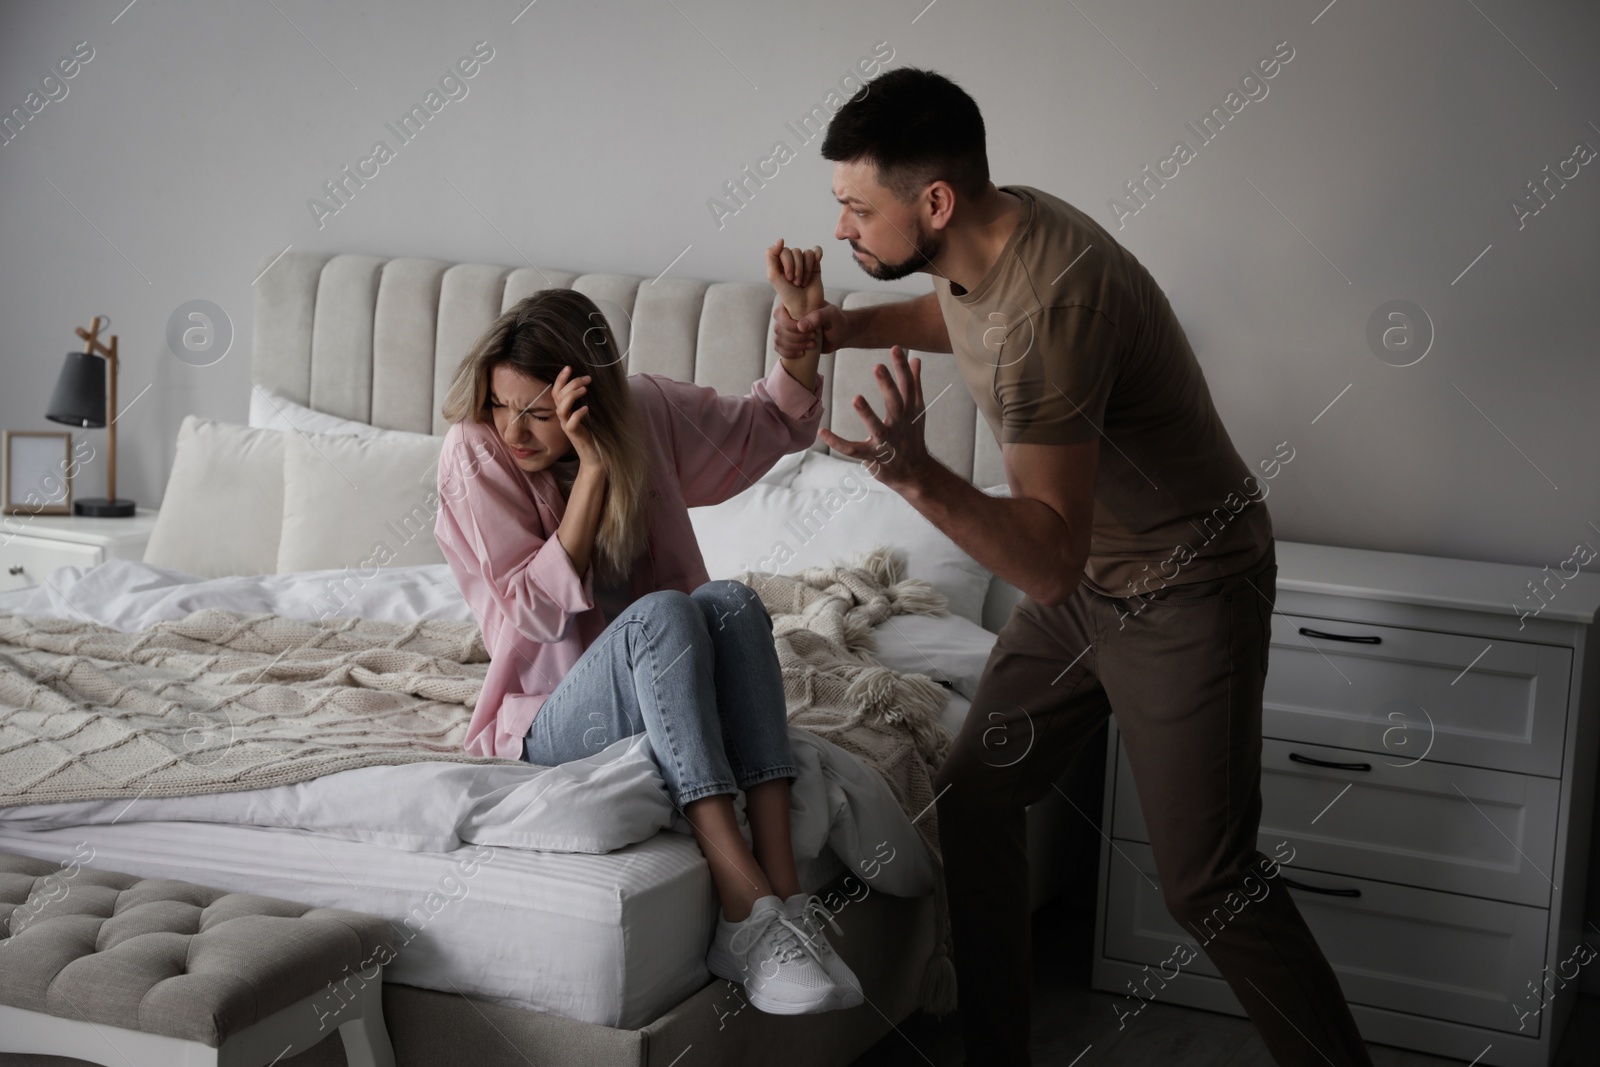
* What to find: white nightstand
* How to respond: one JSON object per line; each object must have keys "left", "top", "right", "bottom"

{"left": 0, "top": 508, "right": 159, "bottom": 592}
{"left": 1092, "top": 539, "right": 1600, "bottom": 1067}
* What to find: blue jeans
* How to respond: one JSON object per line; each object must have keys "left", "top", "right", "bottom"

{"left": 522, "top": 579, "right": 797, "bottom": 807}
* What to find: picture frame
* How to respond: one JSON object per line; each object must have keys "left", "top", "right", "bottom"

{"left": 3, "top": 430, "right": 73, "bottom": 516}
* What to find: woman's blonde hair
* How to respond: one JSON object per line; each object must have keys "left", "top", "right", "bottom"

{"left": 441, "top": 289, "right": 650, "bottom": 586}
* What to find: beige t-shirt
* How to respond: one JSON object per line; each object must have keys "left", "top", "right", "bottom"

{"left": 933, "top": 185, "right": 1273, "bottom": 598}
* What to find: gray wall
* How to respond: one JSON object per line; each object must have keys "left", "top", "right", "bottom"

{"left": 1, "top": 0, "right": 1594, "bottom": 574}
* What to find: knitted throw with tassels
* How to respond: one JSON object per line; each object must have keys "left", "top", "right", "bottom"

{"left": 732, "top": 544, "right": 960, "bottom": 1018}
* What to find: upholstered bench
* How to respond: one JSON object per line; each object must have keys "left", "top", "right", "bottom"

{"left": 0, "top": 851, "right": 396, "bottom": 1067}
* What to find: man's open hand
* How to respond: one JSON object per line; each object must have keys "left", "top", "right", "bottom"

{"left": 819, "top": 344, "right": 934, "bottom": 493}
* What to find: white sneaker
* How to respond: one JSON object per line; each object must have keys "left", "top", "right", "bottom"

{"left": 705, "top": 895, "right": 839, "bottom": 1015}
{"left": 783, "top": 892, "right": 863, "bottom": 1009}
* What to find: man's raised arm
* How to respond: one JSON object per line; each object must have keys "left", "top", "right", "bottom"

{"left": 819, "top": 344, "right": 1098, "bottom": 609}
{"left": 901, "top": 438, "right": 1098, "bottom": 608}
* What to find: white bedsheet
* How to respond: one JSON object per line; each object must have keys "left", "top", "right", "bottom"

{"left": 0, "top": 746, "right": 675, "bottom": 854}
{"left": 0, "top": 728, "right": 933, "bottom": 896}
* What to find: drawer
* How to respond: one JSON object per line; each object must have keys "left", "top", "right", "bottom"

{"left": 1110, "top": 737, "right": 1560, "bottom": 907}
{"left": 0, "top": 535, "right": 102, "bottom": 592}
{"left": 1102, "top": 839, "right": 1549, "bottom": 1036}
{"left": 1264, "top": 612, "right": 1572, "bottom": 777}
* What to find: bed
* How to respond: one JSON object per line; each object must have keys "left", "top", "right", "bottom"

{"left": 0, "top": 251, "right": 1089, "bottom": 1067}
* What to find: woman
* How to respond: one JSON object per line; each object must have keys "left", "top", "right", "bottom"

{"left": 433, "top": 242, "right": 862, "bottom": 1016}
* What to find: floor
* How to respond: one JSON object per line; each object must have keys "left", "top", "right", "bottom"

{"left": 849, "top": 891, "right": 1600, "bottom": 1066}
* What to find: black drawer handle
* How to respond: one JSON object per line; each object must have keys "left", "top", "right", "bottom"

{"left": 1281, "top": 875, "right": 1361, "bottom": 898}
{"left": 1288, "top": 751, "right": 1372, "bottom": 772}
{"left": 1297, "top": 626, "right": 1381, "bottom": 644}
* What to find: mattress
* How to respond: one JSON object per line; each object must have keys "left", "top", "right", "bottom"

{"left": 0, "top": 817, "right": 846, "bottom": 1030}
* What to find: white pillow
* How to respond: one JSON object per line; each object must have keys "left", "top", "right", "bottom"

{"left": 868, "top": 612, "right": 998, "bottom": 701}
{"left": 688, "top": 469, "right": 993, "bottom": 626}
{"left": 792, "top": 451, "right": 1013, "bottom": 500}
{"left": 276, "top": 428, "right": 447, "bottom": 573}
{"left": 788, "top": 450, "right": 896, "bottom": 495}
{"left": 144, "top": 416, "right": 285, "bottom": 578}
{"left": 249, "top": 387, "right": 396, "bottom": 440}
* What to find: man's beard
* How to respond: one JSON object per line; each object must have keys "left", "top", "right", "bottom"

{"left": 852, "top": 220, "right": 942, "bottom": 282}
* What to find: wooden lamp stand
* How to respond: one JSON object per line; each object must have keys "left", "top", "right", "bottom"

{"left": 46, "top": 315, "right": 136, "bottom": 517}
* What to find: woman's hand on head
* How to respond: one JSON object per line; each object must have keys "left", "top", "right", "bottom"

{"left": 554, "top": 366, "right": 606, "bottom": 474}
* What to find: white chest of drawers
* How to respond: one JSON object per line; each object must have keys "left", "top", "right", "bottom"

{"left": 0, "top": 509, "right": 159, "bottom": 592}
{"left": 1091, "top": 539, "right": 1600, "bottom": 1066}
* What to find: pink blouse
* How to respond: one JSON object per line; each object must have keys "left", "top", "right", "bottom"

{"left": 435, "top": 361, "right": 826, "bottom": 759}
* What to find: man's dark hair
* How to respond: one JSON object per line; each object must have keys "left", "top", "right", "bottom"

{"left": 821, "top": 67, "right": 989, "bottom": 205}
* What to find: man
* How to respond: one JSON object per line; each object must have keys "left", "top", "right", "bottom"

{"left": 769, "top": 67, "right": 1372, "bottom": 1066}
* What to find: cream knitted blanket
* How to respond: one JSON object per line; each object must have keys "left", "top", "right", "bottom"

{"left": 0, "top": 611, "right": 506, "bottom": 807}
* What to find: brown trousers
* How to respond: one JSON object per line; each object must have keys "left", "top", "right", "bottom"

{"left": 932, "top": 543, "right": 1373, "bottom": 1066}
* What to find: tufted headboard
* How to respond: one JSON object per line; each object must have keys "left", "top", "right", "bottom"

{"left": 249, "top": 250, "right": 1026, "bottom": 630}
{"left": 249, "top": 251, "right": 1007, "bottom": 488}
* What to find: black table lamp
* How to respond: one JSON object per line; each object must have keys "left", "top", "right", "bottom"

{"left": 46, "top": 315, "right": 136, "bottom": 517}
